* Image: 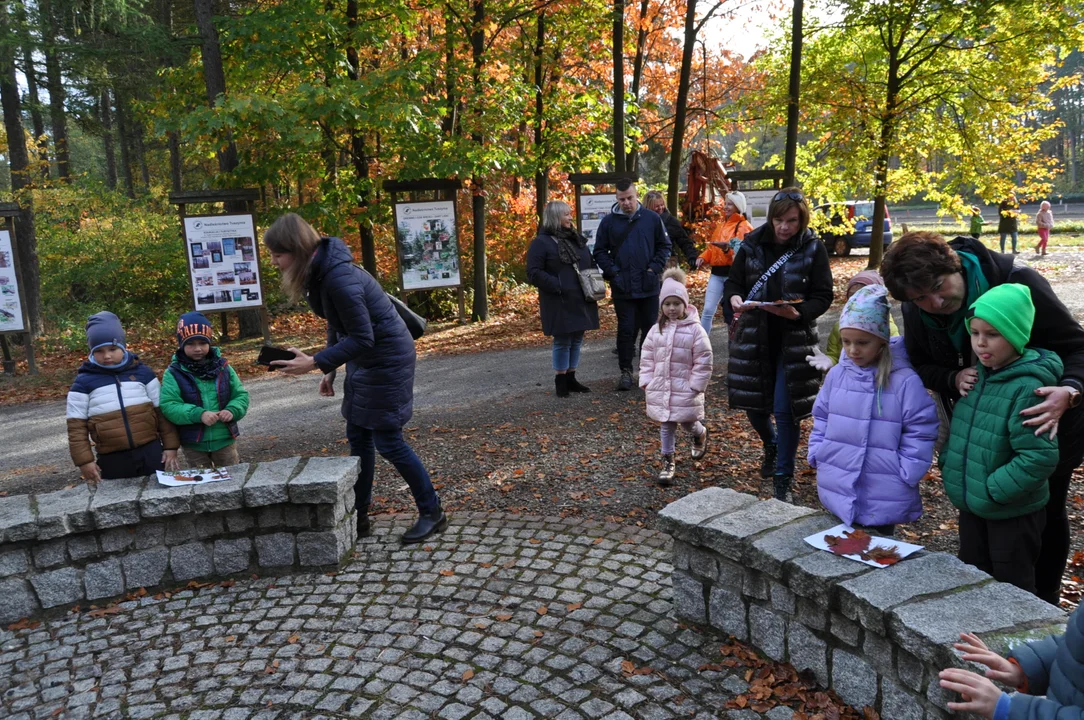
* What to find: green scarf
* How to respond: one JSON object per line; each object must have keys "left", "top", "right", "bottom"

{"left": 918, "top": 251, "right": 990, "bottom": 353}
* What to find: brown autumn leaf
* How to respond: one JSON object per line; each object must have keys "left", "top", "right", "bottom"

{"left": 824, "top": 529, "right": 872, "bottom": 557}
{"left": 439, "top": 569, "right": 455, "bottom": 577}
{"left": 462, "top": 669, "right": 474, "bottom": 681}
{"left": 287, "top": 634, "right": 300, "bottom": 644}
{"left": 536, "top": 605, "right": 548, "bottom": 616}
{"left": 533, "top": 630, "right": 544, "bottom": 638}
{"left": 225, "top": 636, "right": 236, "bottom": 642}
{"left": 86, "top": 606, "right": 120, "bottom": 618}
{"left": 620, "top": 660, "right": 635, "bottom": 675}
{"left": 593, "top": 537, "right": 605, "bottom": 545}
{"left": 566, "top": 602, "right": 583, "bottom": 612}
{"left": 495, "top": 613, "right": 513, "bottom": 621}
{"left": 529, "top": 538, "right": 542, "bottom": 545}
{"left": 864, "top": 545, "right": 902, "bottom": 566}
{"left": 480, "top": 562, "right": 493, "bottom": 568}
{"left": 6, "top": 617, "right": 40, "bottom": 631}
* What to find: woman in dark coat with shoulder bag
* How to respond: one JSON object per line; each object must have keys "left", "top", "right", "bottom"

{"left": 725, "top": 188, "right": 834, "bottom": 502}
{"left": 527, "top": 201, "right": 601, "bottom": 396}
{"left": 264, "top": 213, "right": 445, "bottom": 544}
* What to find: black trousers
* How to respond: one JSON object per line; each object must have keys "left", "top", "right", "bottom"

{"left": 613, "top": 296, "right": 659, "bottom": 371}
{"left": 1035, "top": 405, "right": 1084, "bottom": 604}
{"left": 959, "top": 508, "right": 1046, "bottom": 596}
{"left": 97, "top": 439, "right": 165, "bottom": 480}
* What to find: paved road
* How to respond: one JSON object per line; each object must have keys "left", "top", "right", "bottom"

{"left": 0, "top": 514, "right": 790, "bottom": 719}
{"left": 889, "top": 201, "right": 1084, "bottom": 226}
{"left": 5, "top": 251, "right": 1084, "bottom": 493}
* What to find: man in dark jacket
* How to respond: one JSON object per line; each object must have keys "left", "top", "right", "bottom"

{"left": 882, "top": 231, "right": 1084, "bottom": 605}
{"left": 593, "top": 179, "right": 672, "bottom": 390}
{"left": 644, "top": 191, "right": 698, "bottom": 269}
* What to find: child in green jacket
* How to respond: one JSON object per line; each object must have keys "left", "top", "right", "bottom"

{"left": 969, "top": 206, "right": 985, "bottom": 240}
{"left": 160, "top": 312, "right": 250, "bottom": 468}
{"left": 939, "top": 283, "right": 1061, "bottom": 596}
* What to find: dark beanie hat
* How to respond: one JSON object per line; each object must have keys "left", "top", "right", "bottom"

{"left": 86, "top": 311, "right": 127, "bottom": 352}
{"left": 176, "top": 311, "right": 215, "bottom": 348}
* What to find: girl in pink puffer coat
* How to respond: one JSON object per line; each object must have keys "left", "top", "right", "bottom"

{"left": 640, "top": 268, "right": 714, "bottom": 485}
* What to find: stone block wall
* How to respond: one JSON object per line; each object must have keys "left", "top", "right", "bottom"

{"left": 0, "top": 456, "right": 359, "bottom": 623}
{"left": 658, "top": 488, "right": 1067, "bottom": 719}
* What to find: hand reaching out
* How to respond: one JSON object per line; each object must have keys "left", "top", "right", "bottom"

{"left": 939, "top": 668, "right": 1002, "bottom": 719}
{"left": 954, "top": 633, "right": 1025, "bottom": 687}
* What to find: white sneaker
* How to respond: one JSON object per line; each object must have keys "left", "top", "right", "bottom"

{"left": 657, "top": 455, "right": 676, "bottom": 486}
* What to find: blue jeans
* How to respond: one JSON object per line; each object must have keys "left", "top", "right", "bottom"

{"left": 346, "top": 423, "right": 439, "bottom": 514}
{"left": 701, "top": 274, "right": 727, "bottom": 334}
{"left": 745, "top": 359, "right": 800, "bottom": 475}
{"left": 552, "top": 332, "right": 585, "bottom": 372}
{"left": 1000, "top": 231, "right": 1018, "bottom": 253}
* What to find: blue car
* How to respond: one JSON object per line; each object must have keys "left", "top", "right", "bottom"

{"left": 814, "top": 201, "right": 893, "bottom": 256}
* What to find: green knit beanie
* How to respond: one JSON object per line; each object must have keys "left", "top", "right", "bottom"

{"left": 966, "top": 283, "right": 1035, "bottom": 354}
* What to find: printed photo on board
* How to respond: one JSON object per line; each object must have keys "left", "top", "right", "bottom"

{"left": 197, "top": 290, "right": 215, "bottom": 305}
{"left": 223, "top": 238, "right": 236, "bottom": 255}
{"left": 193, "top": 255, "right": 210, "bottom": 269}
{"left": 195, "top": 274, "right": 214, "bottom": 288}
{"left": 190, "top": 242, "right": 203, "bottom": 258}
{"left": 217, "top": 271, "right": 235, "bottom": 285}
{"left": 0, "top": 251, "right": 9, "bottom": 268}
{"left": 235, "top": 262, "right": 256, "bottom": 285}
{"left": 215, "top": 290, "right": 232, "bottom": 303}
{"left": 207, "top": 241, "right": 223, "bottom": 255}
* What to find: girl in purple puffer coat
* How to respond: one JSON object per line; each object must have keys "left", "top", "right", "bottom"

{"left": 807, "top": 285, "right": 939, "bottom": 534}
{"left": 640, "top": 268, "right": 714, "bottom": 486}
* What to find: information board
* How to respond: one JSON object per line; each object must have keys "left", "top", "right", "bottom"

{"left": 742, "top": 189, "right": 779, "bottom": 228}
{"left": 0, "top": 229, "right": 26, "bottom": 333}
{"left": 181, "top": 214, "right": 265, "bottom": 312}
{"left": 577, "top": 193, "right": 616, "bottom": 253}
{"left": 393, "top": 200, "right": 462, "bottom": 291}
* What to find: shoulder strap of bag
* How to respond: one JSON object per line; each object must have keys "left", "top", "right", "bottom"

{"left": 745, "top": 248, "right": 796, "bottom": 302}
{"left": 608, "top": 215, "right": 636, "bottom": 254}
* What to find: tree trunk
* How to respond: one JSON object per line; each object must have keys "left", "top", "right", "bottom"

{"left": 868, "top": 54, "right": 900, "bottom": 270}
{"left": 533, "top": 11, "right": 547, "bottom": 218}
{"left": 470, "top": 0, "right": 488, "bottom": 321}
{"left": 612, "top": 0, "right": 626, "bottom": 172}
{"left": 15, "top": 0, "right": 48, "bottom": 181}
{"left": 40, "top": 0, "right": 70, "bottom": 181}
{"left": 0, "top": 2, "right": 40, "bottom": 335}
{"left": 99, "top": 89, "right": 118, "bottom": 190}
{"left": 627, "top": 0, "right": 650, "bottom": 172}
{"left": 135, "top": 122, "right": 150, "bottom": 192}
{"left": 782, "top": 0, "right": 803, "bottom": 188}
{"left": 666, "top": 0, "right": 697, "bottom": 214}
{"left": 443, "top": 16, "right": 458, "bottom": 136}
{"left": 168, "top": 131, "right": 182, "bottom": 192}
{"left": 346, "top": 0, "right": 377, "bottom": 276}
{"left": 193, "top": 0, "right": 239, "bottom": 175}
{"left": 114, "top": 89, "right": 136, "bottom": 198}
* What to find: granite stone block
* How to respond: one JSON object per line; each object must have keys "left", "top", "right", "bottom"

{"left": 0, "top": 578, "right": 39, "bottom": 623}
{"left": 672, "top": 540, "right": 692, "bottom": 571}
{"left": 133, "top": 522, "right": 165, "bottom": 550}
{"left": 170, "top": 542, "right": 213, "bottom": 581}
{"left": 744, "top": 569, "right": 770, "bottom": 600}
{"left": 770, "top": 583, "right": 795, "bottom": 615}
{"left": 122, "top": 547, "right": 169, "bottom": 589}
{"left": 213, "top": 538, "right": 252, "bottom": 575}
{"left": 255, "top": 532, "right": 295, "bottom": 567}
{"left": 787, "top": 623, "right": 827, "bottom": 686}
{"left": 746, "top": 513, "right": 840, "bottom": 578}
{"left": 0, "top": 548, "right": 29, "bottom": 577}
{"left": 164, "top": 517, "right": 196, "bottom": 544}
{"left": 284, "top": 504, "right": 312, "bottom": 529}
{"left": 863, "top": 630, "right": 894, "bottom": 675}
{"left": 84, "top": 558, "right": 124, "bottom": 600}
{"left": 243, "top": 457, "right": 301, "bottom": 507}
{"left": 839, "top": 553, "right": 990, "bottom": 634}
{"left": 708, "top": 586, "right": 747, "bottom": 641}
{"left": 889, "top": 582, "right": 1065, "bottom": 666}
{"left": 897, "top": 650, "right": 926, "bottom": 692}
{"left": 31, "top": 567, "right": 83, "bottom": 608}
{"left": 700, "top": 500, "right": 815, "bottom": 561}
{"left": 881, "top": 677, "right": 922, "bottom": 720}
{"left": 32, "top": 539, "right": 68, "bottom": 569}
{"left": 194, "top": 513, "right": 224, "bottom": 539}
{"left": 90, "top": 476, "right": 146, "bottom": 529}
{"left": 191, "top": 464, "right": 249, "bottom": 512}
{"left": 100, "top": 527, "right": 134, "bottom": 553}
{"left": 35, "top": 484, "right": 93, "bottom": 538}
{"left": 796, "top": 596, "right": 828, "bottom": 631}
{"left": 297, "top": 530, "right": 346, "bottom": 567}
{"left": 787, "top": 551, "right": 871, "bottom": 607}
{"left": 830, "top": 613, "right": 859, "bottom": 646}
{"left": 225, "top": 511, "right": 255, "bottom": 533}
{"left": 0, "top": 493, "right": 37, "bottom": 542}
{"left": 748, "top": 605, "right": 785, "bottom": 661}
{"left": 258, "top": 505, "right": 285, "bottom": 529}
{"left": 139, "top": 481, "right": 193, "bottom": 518}
{"left": 671, "top": 570, "right": 706, "bottom": 624}
{"left": 287, "top": 456, "right": 358, "bottom": 505}
{"left": 656, "top": 488, "right": 758, "bottom": 544}
{"left": 831, "top": 648, "right": 877, "bottom": 709}
{"left": 67, "top": 535, "right": 100, "bottom": 562}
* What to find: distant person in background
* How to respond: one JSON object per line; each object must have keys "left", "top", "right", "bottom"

{"left": 526, "top": 201, "right": 600, "bottom": 397}
{"left": 969, "top": 206, "right": 984, "bottom": 240}
{"left": 644, "top": 191, "right": 698, "bottom": 270}
{"left": 697, "top": 191, "right": 753, "bottom": 333}
{"left": 1035, "top": 200, "right": 1054, "bottom": 257}
{"left": 998, "top": 195, "right": 1019, "bottom": 254}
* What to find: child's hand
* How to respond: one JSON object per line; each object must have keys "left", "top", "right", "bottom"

{"left": 162, "top": 450, "right": 181, "bottom": 472}
{"left": 939, "top": 668, "right": 1002, "bottom": 719}
{"left": 806, "top": 346, "right": 835, "bottom": 372}
{"left": 217, "top": 410, "right": 234, "bottom": 422}
{"left": 201, "top": 411, "right": 219, "bottom": 426}
{"left": 79, "top": 461, "right": 101, "bottom": 484}
{"left": 954, "top": 632, "right": 1026, "bottom": 687}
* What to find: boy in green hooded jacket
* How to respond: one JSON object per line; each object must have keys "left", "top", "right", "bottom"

{"left": 160, "top": 312, "right": 250, "bottom": 468}
{"left": 939, "top": 283, "right": 1061, "bottom": 596}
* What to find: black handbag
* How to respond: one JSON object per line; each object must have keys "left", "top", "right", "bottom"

{"left": 387, "top": 293, "right": 427, "bottom": 340}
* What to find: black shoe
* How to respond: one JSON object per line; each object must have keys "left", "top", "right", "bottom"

{"left": 555, "top": 374, "right": 570, "bottom": 397}
{"left": 357, "top": 514, "right": 371, "bottom": 539}
{"left": 616, "top": 370, "right": 634, "bottom": 391}
{"left": 760, "top": 443, "right": 777, "bottom": 479}
{"left": 566, "top": 371, "right": 591, "bottom": 393}
{"left": 402, "top": 507, "right": 448, "bottom": 544}
{"left": 612, "top": 347, "right": 619, "bottom": 355}
{"left": 773, "top": 473, "right": 793, "bottom": 503}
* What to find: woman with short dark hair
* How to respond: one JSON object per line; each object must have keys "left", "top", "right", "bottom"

{"left": 526, "top": 201, "right": 600, "bottom": 396}
{"left": 725, "top": 188, "right": 834, "bottom": 501}
{"left": 882, "top": 230, "right": 1084, "bottom": 605}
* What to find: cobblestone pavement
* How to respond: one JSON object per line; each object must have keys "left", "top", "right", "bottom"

{"left": 0, "top": 514, "right": 788, "bottom": 720}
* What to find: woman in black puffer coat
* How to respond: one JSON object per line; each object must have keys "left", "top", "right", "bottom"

{"left": 526, "top": 201, "right": 600, "bottom": 397}
{"left": 264, "top": 213, "right": 445, "bottom": 545}
{"left": 724, "top": 189, "right": 833, "bottom": 501}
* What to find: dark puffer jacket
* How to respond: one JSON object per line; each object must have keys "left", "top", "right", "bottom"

{"left": 308, "top": 237, "right": 416, "bottom": 430}
{"left": 724, "top": 226, "right": 833, "bottom": 419}
{"left": 592, "top": 203, "right": 672, "bottom": 300}
{"left": 526, "top": 231, "right": 601, "bottom": 336}
{"left": 1007, "top": 603, "right": 1084, "bottom": 719}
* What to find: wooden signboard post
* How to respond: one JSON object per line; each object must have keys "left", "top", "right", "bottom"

{"left": 0, "top": 203, "right": 37, "bottom": 375}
